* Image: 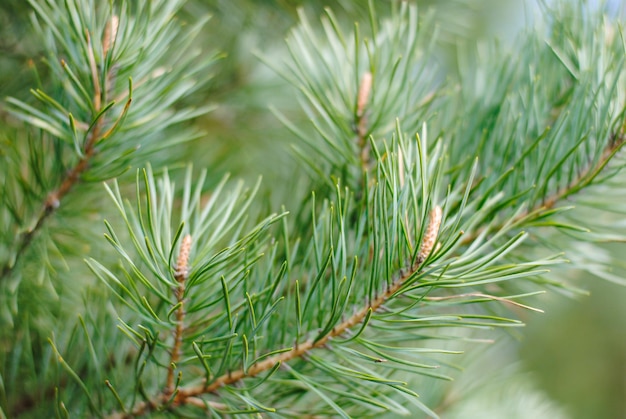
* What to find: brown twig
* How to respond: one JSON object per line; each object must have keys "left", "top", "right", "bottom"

{"left": 0, "top": 105, "right": 100, "bottom": 281}
{"left": 0, "top": 16, "right": 123, "bottom": 283}
{"left": 544, "top": 129, "right": 625, "bottom": 207}
{"left": 165, "top": 234, "right": 192, "bottom": 394}
{"left": 124, "top": 269, "right": 418, "bottom": 416}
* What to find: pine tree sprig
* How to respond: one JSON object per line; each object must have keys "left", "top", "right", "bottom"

{"left": 1, "top": 0, "right": 218, "bottom": 289}
{"left": 3, "top": 1, "right": 626, "bottom": 417}
{"left": 459, "top": 127, "right": 626, "bottom": 247}
{"left": 0, "top": 74, "right": 132, "bottom": 283}
{"left": 117, "top": 214, "right": 440, "bottom": 417}
{"left": 96, "top": 123, "right": 557, "bottom": 417}
{"left": 264, "top": 3, "right": 439, "bottom": 191}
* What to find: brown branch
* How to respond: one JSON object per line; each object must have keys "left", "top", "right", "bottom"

{"left": 0, "top": 17, "right": 122, "bottom": 283}
{"left": 0, "top": 113, "right": 100, "bottom": 281}
{"left": 119, "top": 208, "right": 443, "bottom": 418}
{"left": 542, "top": 130, "right": 624, "bottom": 208}
{"left": 460, "top": 130, "right": 626, "bottom": 246}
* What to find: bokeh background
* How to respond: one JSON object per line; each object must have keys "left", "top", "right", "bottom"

{"left": 1, "top": 0, "right": 624, "bottom": 417}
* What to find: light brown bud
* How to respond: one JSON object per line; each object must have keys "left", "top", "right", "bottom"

{"left": 417, "top": 206, "right": 442, "bottom": 263}
{"left": 103, "top": 15, "right": 119, "bottom": 57}
{"left": 357, "top": 71, "right": 372, "bottom": 117}
{"left": 175, "top": 234, "right": 192, "bottom": 280}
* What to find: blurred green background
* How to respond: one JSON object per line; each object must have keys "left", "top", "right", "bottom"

{"left": 1, "top": 0, "right": 624, "bottom": 417}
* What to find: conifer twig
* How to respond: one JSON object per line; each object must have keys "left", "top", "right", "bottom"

{"left": 460, "top": 129, "right": 625, "bottom": 246}
{"left": 0, "top": 100, "right": 101, "bottom": 281}
{"left": 0, "top": 16, "right": 126, "bottom": 282}
{"left": 119, "top": 209, "right": 442, "bottom": 417}
{"left": 165, "top": 234, "right": 192, "bottom": 394}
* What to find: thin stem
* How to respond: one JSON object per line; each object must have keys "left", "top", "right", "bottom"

{"left": 165, "top": 235, "right": 192, "bottom": 394}
{"left": 543, "top": 130, "right": 625, "bottom": 207}
{"left": 0, "top": 120, "right": 100, "bottom": 281}
{"left": 199, "top": 263, "right": 414, "bottom": 393}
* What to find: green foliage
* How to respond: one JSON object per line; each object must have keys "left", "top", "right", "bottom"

{"left": 0, "top": 0, "right": 625, "bottom": 418}
{"left": 441, "top": 1, "right": 626, "bottom": 208}
{"left": 267, "top": 4, "right": 439, "bottom": 190}
{"left": 0, "top": 0, "right": 218, "bottom": 323}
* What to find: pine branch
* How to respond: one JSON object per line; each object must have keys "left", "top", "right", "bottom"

{"left": 114, "top": 207, "right": 443, "bottom": 417}
{"left": 0, "top": 19, "right": 128, "bottom": 281}
{"left": 1, "top": 0, "right": 217, "bottom": 287}
{"left": 6, "top": 2, "right": 625, "bottom": 417}
{"left": 265, "top": 4, "right": 439, "bottom": 191}
{"left": 75, "top": 124, "right": 564, "bottom": 417}
{"left": 460, "top": 126, "right": 626, "bottom": 246}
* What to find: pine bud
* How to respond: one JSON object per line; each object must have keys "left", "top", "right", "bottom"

{"left": 176, "top": 234, "right": 192, "bottom": 280}
{"left": 418, "top": 206, "right": 442, "bottom": 263}
{"left": 357, "top": 71, "right": 372, "bottom": 118}
{"left": 103, "top": 15, "right": 119, "bottom": 57}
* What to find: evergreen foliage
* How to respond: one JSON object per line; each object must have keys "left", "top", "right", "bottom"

{"left": 0, "top": 0, "right": 624, "bottom": 417}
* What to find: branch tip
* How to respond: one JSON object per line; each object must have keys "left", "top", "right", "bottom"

{"left": 357, "top": 71, "right": 372, "bottom": 118}
{"left": 176, "top": 234, "right": 192, "bottom": 281}
{"left": 418, "top": 206, "right": 442, "bottom": 263}
{"left": 103, "top": 15, "right": 120, "bottom": 57}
